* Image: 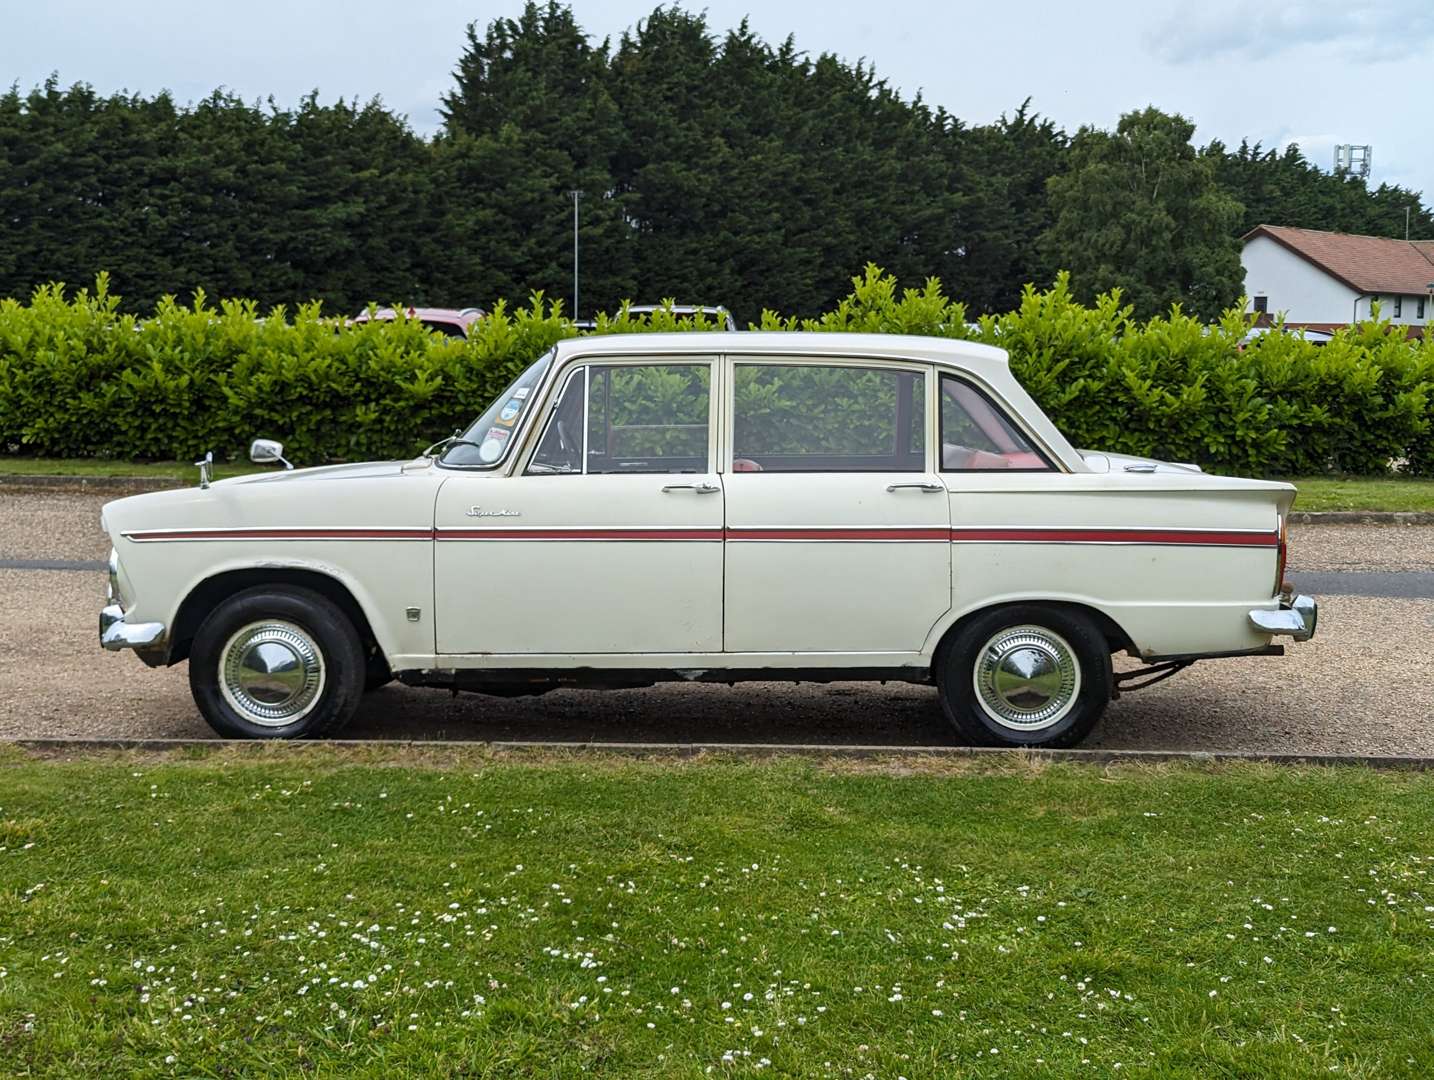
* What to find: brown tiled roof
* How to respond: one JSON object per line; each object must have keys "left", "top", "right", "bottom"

{"left": 1243, "top": 225, "right": 1434, "bottom": 294}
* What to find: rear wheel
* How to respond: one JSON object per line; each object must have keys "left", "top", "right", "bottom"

{"left": 189, "top": 586, "right": 366, "bottom": 739}
{"left": 936, "top": 605, "right": 1111, "bottom": 748}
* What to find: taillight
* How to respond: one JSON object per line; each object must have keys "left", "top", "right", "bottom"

{"left": 1274, "top": 515, "right": 1288, "bottom": 596}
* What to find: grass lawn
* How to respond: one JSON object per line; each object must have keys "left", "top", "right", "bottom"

{"left": 0, "top": 456, "right": 265, "bottom": 483}
{"left": 2, "top": 749, "right": 1432, "bottom": 1077}
{"left": 1284, "top": 475, "right": 1434, "bottom": 513}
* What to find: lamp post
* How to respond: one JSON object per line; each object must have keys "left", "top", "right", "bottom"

{"left": 569, "top": 190, "right": 583, "bottom": 321}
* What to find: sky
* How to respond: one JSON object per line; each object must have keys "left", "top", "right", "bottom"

{"left": 5, "top": 0, "right": 1432, "bottom": 201}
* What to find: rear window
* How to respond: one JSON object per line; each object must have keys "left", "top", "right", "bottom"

{"left": 940, "top": 375, "right": 1052, "bottom": 471}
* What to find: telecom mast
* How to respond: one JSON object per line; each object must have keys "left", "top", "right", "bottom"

{"left": 1333, "top": 144, "right": 1372, "bottom": 179}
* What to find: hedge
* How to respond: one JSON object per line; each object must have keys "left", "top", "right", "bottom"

{"left": 1, "top": 268, "right": 1431, "bottom": 475}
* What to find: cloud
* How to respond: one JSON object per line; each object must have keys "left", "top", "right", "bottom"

{"left": 1278, "top": 133, "right": 1341, "bottom": 167}
{"left": 1146, "top": 0, "right": 1434, "bottom": 63}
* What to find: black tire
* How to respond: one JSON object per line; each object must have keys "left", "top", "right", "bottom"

{"left": 188, "top": 585, "right": 366, "bottom": 739}
{"left": 936, "top": 604, "right": 1111, "bottom": 749}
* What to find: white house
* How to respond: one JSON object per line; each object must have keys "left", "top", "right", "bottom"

{"left": 1241, "top": 224, "right": 1434, "bottom": 336}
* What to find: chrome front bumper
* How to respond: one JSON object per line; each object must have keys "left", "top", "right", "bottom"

{"left": 1248, "top": 594, "right": 1318, "bottom": 642}
{"left": 99, "top": 603, "right": 166, "bottom": 652}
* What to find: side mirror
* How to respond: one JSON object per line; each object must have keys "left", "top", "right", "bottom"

{"left": 250, "top": 438, "right": 293, "bottom": 470}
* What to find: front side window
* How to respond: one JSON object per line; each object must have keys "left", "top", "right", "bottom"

{"left": 440, "top": 350, "right": 552, "bottom": 467}
{"left": 529, "top": 363, "right": 711, "bottom": 474}
{"left": 731, "top": 363, "right": 925, "bottom": 472}
{"left": 940, "top": 375, "right": 1052, "bottom": 471}
{"left": 528, "top": 367, "right": 587, "bottom": 473}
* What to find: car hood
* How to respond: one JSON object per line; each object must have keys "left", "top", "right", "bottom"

{"left": 101, "top": 456, "right": 440, "bottom": 540}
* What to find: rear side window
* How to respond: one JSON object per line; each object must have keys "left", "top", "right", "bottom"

{"left": 731, "top": 363, "right": 925, "bottom": 472}
{"left": 939, "top": 375, "right": 1052, "bottom": 471}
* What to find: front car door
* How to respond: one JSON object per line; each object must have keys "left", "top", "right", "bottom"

{"left": 721, "top": 356, "right": 952, "bottom": 654}
{"left": 434, "top": 355, "right": 724, "bottom": 655}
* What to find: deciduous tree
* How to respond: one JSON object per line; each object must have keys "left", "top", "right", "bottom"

{"left": 1043, "top": 107, "right": 1243, "bottom": 320}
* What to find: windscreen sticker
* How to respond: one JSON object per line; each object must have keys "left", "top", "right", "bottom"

{"left": 512, "top": 387, "right": 531, "bottom": 399}
{"left": 478, "top": 426, "right": 511, "bottom": 463}
{"left": 497, "top": 399, "right": 523, "bottom": 425}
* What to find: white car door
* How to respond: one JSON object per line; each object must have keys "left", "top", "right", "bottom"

{"left": 434, "top": 357, "right": 724, "bottom": 655}
{"left": 722, "top": 358, "right": 952, "bottom": 654}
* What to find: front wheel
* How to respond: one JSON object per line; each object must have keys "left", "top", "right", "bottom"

{"left": 189, "top": 586, "right": 366, "bottom": 739}
{"left": 936, "top": 605, "right": 1111, "bottom": 748}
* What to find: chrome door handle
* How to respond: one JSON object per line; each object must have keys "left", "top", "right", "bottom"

{"left": 886, "top": 482, "right": 945, "bottom": 493}
{"left": 662, "top": 481, "right": 721, "bottom": 494}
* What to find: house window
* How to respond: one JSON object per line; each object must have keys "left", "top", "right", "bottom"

{"left": 1420, "top": 297, "right": 1427, "bottom": 320}
{"left": 1394, "top": 296, "right": 1403, "bottom": 318}
{"left": 1252, "top": 296, "right": 1268, "bottom": 314}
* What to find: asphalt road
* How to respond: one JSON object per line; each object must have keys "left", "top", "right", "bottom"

{"left": 3, "top": 483, "right": 1432, "bottom": 753}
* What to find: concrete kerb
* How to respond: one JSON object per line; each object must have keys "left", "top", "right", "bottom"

{"left": 1287, "top": 510, "right": 1434, "bottom": 525}
{"left": 1, "top": 474, "right": 181, "bottom": 493}
{"left": 4, "top": 737, "right": 1434, "bottom": 770}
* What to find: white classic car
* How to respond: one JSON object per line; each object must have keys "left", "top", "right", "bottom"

{"left": 99, "top": 333, "right": 1317, "bottom": 748}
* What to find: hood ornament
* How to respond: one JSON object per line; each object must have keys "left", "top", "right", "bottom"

{"left": 194, "top": 451, "right": 214, "bottom": 490}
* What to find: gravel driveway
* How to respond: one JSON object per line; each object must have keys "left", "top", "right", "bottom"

{"left": 3, "top": 483, "right": 1431, "bottom": 753}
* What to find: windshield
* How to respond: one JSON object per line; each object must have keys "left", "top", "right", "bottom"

{"left": 440, "top": 350, "right": 554, "bottom": 467}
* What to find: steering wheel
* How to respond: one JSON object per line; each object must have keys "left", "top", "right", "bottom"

{"left": 556, "top": 420, "right": 573, "bottom": 454}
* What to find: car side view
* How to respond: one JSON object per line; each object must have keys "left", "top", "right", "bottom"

{"left": 99, "top": 333, "right": 1316, "bottom": 747}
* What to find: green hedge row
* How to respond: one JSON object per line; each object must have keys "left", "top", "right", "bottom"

{"left": 2, "top": 268, "right": 1431, "bottom": 474}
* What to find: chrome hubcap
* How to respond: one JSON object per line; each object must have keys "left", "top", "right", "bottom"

{"left": 219, "top": 621, "right": 325, "bottom": 727}
{"left": 973, "top": 625, "right": 1080, "bottom": 731}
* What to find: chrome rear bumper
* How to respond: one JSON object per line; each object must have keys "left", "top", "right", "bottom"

{"left": 99, "top": 603, "right": 166, "bottom": 651}
{"left": 1248, "top": 594, "right": 1317, "bottom": 642}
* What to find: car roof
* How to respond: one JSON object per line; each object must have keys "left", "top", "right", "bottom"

{"left": 553, "top": 331, "right": 1011, "bottom": 378}
{"left": 550, "top": 332, "right": 1091, "bottom": 472}
{"left": 356, "top": 307, "right": 482, "bottom": 323}
{"left": 627, "top": 304, "right": 728, "bottom": 313}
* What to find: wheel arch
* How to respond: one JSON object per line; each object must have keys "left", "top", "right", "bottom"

{"left": 166, "top": 567, "right": 383, "bottom": 667}
{"left": 929, "top": 598, "right": 1134, "bottom": 674}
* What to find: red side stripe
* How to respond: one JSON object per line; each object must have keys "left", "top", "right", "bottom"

{"left": 439, "top": 528, "right": 724, "bottom": 541}
{"left": 950, "top": 527, "right": 1278, "bottom": 546}
{"left": 726, "top": 527, "right": 951, "bottom": 541}
{"left": 126, "top": 525, "right": 1279, "bottom": 547}
{"left": 129, "top": 527, "right": 434, "bottom": 541}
